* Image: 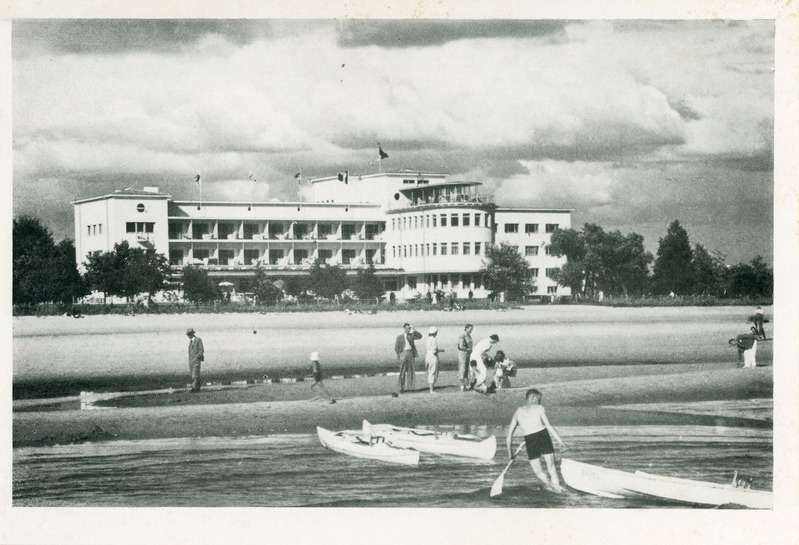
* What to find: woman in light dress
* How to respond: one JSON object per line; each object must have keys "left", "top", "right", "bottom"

{"left": 425, "top": 327, "right": 445, "bottom": 393}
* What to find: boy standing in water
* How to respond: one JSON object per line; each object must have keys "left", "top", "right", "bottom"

{"left": 506, "top": 388, "right": 566, "bottom": 492}
{"left": 309, "top": 352, "right": 335, "bottom": 404}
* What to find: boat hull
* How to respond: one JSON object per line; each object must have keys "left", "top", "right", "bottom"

{"left": 316, "top": 426, "right": 420, "bottom": 466}
{"left": 363, "top": 420, "right": 496, "bottom": 460}
{"left": 561, "top": 459, "right": 772, "bottom": 508}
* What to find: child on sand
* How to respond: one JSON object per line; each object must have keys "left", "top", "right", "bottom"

{"left": 309, "top": 352, "right": 335, "bottom": 404}
{"left": 506, "top": 388, "right": 566, "bottom": 493}
{"left": 425, "top": 327, "right": 445, "bottom": 394}
{"left": 493, "top": 350, "right": 515, "bottom": 391}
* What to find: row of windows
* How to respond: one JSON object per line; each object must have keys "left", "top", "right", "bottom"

{"left": 172, "top": 248, "right": 382, "bottom": 266}
{"left": 86, "top": 224, "right": 103, "bottom": 236}
{"left": 392, "top": 241, "right": 485, "bottom": 258}
{"left": 392, "top": 212, "right": 491, "bottom": 231}
{"left": 525, "top": 246, "right": 556, "bottom": 256}
{"left": 504, "top": 223, "right": 559, "bottom": 234}
{"left": 126, "top": 222, "right": 155, "bottom": 234}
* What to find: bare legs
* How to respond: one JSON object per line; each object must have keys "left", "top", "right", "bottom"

{"left": 529, "top": 454, "right": 564, "bottom": 492}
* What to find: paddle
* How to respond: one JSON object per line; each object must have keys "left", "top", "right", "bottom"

{"left": 490, "top": 442, "right": 526, "bottom": 497}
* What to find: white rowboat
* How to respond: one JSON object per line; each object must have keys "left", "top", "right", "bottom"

{"left": 560, "top": 459, "right": 772, "bottom": 509}
{"left": 362, "top": 420, "right": 497, "bottom": 460}
{"left": 316, "top": 426, "right": 420, "bottom": 466}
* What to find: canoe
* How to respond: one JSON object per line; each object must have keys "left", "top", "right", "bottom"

{"left": 362, "top": 420, "right": 497, "bottom": 460}
{"left": 631, "top": 470, "right": 772, "bottom": 509}
{"left": 560, "top": 459, "right": 772, "bottom": 508}
{"left": 316, "top": 426, "right": 420, "bottom": 466}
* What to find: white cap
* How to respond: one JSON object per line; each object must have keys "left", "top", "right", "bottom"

{"left": 309, "top": 351, "right": 319, "bottom": 361}
{"left": 428, "top": 326, "right": 438, "bottom": 334}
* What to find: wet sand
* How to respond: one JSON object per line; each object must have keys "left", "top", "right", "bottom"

{"left": 13, "top": 363, "right": 772, "bottom": 447}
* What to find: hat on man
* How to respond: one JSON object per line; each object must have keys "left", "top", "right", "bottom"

{"left": 428, "top": 326, "right": 438, "bottom": 334}
{"left": 490, "top": 334, "right": 500, "bottom": 342}
{"left": 310, "top": 351, "right": 320, "bottom": 361}
{"left": 186, "top": 328, "right": 195, "bottom": 335}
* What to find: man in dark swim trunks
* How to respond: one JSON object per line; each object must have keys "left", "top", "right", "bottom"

{"left": 506, "top": 388, "right": 566, "bottom": 492}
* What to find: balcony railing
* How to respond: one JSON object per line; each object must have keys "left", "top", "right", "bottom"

{"left": 407, "top": 193, "right": 494, "bottom": 208}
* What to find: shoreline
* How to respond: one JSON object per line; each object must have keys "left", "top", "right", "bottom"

{"left": 13, "top": 364, "right": 773, "bottom": 448}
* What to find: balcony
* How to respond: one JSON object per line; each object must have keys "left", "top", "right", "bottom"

{"left": 405, "top": 193, "right": 495, "bottom": 209}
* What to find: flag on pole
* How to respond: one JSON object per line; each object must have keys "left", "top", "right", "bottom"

{"left": 337, "top": 171, "right": 349, "bottom": 184}
{"left": 195, "top": 174, "right": 201, "bottom": 184}
{"left": 294, "top": 171, "right": 303, "bottom": 184}
{"left": 378, "top": 144, "right": 389, "bottom": 160}
{"left": 248, "top": 173, "right": 257, "bottom": 182}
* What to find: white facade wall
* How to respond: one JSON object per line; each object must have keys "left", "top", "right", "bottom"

{"left": 73, "top": 192, "right": 171, "bottom": 271}
{"left": 308, "top": 172, "right": 450, "bottom": 209}
{"left": 494, "top": 209, "right": 572, "bottom": 297}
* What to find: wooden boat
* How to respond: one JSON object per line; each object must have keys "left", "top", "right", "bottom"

{"left": 362, "top": 420, "right": 497, "bottom": 460}
{"left": 560, "top": 459, "right": 772, "bottom": 508}
{"left": 631, "top": 470, "right": 772, "bottom": 509}
{"left": 316, "top": 426, "right": 420, "bottom": 466}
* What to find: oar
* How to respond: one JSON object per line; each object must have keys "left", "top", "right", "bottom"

{"left": 490, "top": 442, "right": 526, "bottom": 497}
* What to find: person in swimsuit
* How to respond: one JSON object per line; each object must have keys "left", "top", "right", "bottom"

{"left": 506, "top": 388, "right": 566, "bottom": 492}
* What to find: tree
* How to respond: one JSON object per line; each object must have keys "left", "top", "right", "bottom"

{"left": 251, "top": 266, "right": 284, "bottom": 305}
{"left": 691, "top": 244, "right": 728, "bottom": 296}
{"left": 651, "top": 220, "right": 694, "bottom": 295}
{"left": 13, "top": 216, "right": 87, "bottom": 306}
{"left": 549, "top": 224, "right": 652, "bottom": 298}
{"left": 181, "top": 266, "right": 221, "bottom": 304}
{"left": 481, "top": 242, "right": 535, "bottom": 301}
{"left": 84, "top": 241, "right": 169, "bottom": 301}
{"left": 308, "top": 261, "right": 348, "bottom": 300}
{"left": 352, "top": 263, "right": 384, "bottom": 301}
{"left": 727, "top": 256, "right": 773, "bottom": 298}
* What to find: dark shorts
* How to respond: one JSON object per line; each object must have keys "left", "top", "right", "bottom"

{"left": 313, "top": 371, "right": 323, "bottom": 382}
{"left": 524, "top": 429, "right": 554, "bottom": 460}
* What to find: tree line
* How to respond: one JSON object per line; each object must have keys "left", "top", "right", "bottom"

{"left": 13, "top": 215, "right": 772, "bottom": 310}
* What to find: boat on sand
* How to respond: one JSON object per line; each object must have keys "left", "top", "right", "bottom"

{"left": 560, "top": 459, "right": 772, "bottom": 509}
{"left": 362, "top": 420, "right": 496, "bottom": 459}
{"left": 316, "top": 426, "right": 420, "bottom": 466}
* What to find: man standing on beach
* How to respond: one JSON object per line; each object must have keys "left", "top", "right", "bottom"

{"left": 470, "top": 334, "right": 499, "bottom": 393}
{"left": 186, "top": 328, "right": 204, "bottom": 392}
{"left": 506, "top": 388, "right": 566, "bottom": 493}
{"left": 394, "top": 323, "right": 423, "bottom": 393}
{"left": 457, "top": 324, "right": 474, "bottom": 391}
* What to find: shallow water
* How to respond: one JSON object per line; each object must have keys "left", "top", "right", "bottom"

{"left": 13, "top": 425, "right": 772, "bottom": 508}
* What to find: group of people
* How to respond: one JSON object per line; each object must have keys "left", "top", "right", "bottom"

{"left": 730, "top": 306, "right": 770, "bottom": 368}
{"left": 394, "top": 322, "right": 515, "bottom": 394}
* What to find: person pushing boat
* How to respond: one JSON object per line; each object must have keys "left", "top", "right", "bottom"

{"left": 506, "top": 388, "right": 566, "bottom": 493}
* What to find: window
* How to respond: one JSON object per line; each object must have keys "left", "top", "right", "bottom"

{"left": 293, "top": 249, "right": 309, "bottom": 265}
{"left": 126, "top": 222, "right": 136, "bottom": 233}
{"left": 319, "top": 249, "right": 334, "bottom": 262}
{"left": 392, "top": 246, "right": 396, "bottom": 258}
{"left": 425, "top": 243, "right": 430, "bottom": 256}
{"left": 440, "top": 214, "right": 447, "bottom": 227}
{"left": 169, "top": 250, "right": 183, "bottom": 266}
{"left": 193, "top": 249, "right": 209, "bottom": 261}
{"left": 87, "top": 225, "right": 92, "bottom": 236}
{"left": 451, "top": 214, "right": 459, "bottom": 227}
{"left": 545, "top": 246, "right": 554, "bottom": 256}
{"left": 268, "top": 249, "right": 284, "bottom": 265}
{"left": 98, "top": 224, "right": 102, "bottom": 235}
{"left": 525, "top": 223, "right": 539, "bottom": 234}
{"left": 545, "top": 223, "right": 559, "bottom": 233}
{"left": 463, "top": 214, "right": 470, "bottom": 227}
{"left": 432, "top": 215, "right": 437, "bottom": 227}
{"left": 525, "top": 246, "right": 539, "bottom": 256}
{"left": 475, "top": 214, "right": 481, "bottom": 227}
{"left": 547, "top": 286, "right": 558, "bottom": 294}
{"left": 432, "top": 244, "right": 437, "bottom": 256}
{"left": 126, "top": 222, "right": 154, "bottom": 234}
{"left": 392, "top": 218, "right": 396, "bottom": 230}
{"left": 413, "top": 216, "right": 418, "bottom": 229}
{"left": 408, "top": 276, "right": 417, "bottom": 289}
{"left": 546, "top": 268, "right": 559, "bottom": 278}
{"left": 426, "top": 215, "right": 430, "bottom": 228}
{"left": 403, "top": 246, "right": 408, "bottom": 258}
{"left": 441, "top": 243, "right": 448, "bottom": 255}
{"left": 451, "top": 242, "right": 459, "bottom": 255}
{"left": 218, "top": 249, "right": 235, "bottom": 265}
{"left": 531, "top": 268, "right": 539, "bottom": 277}
{"left": 485, "top": 214, "right": 491, "bottom": 227}
{"left": 463, "top": 242, "right": 471, "bottom": 255}
{"left": 244, "top": 249, "right": 259, "bottom": 264}
{"left": 342, "top": 249, "right": 357, "bottom": 264}
{"left": 474, "top": 242, "right": 481, "bottom": 255}
{"left": 504, "top": 223, "right": 519, "bottom": 233}
{"left": 414, "top": 244, "right": 419, "bottom": 257}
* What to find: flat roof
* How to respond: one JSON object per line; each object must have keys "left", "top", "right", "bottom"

{"left": 495, "top": 207, "right": 573, "bottom": 213}
{"left": 310, "top": 171, "right": 450, "bottom": 183}
{"left": 72, "top": 188, "right": 172, "bottom": 205}
{"left": 170, "top": 200, "right": 380, "bottom": 208}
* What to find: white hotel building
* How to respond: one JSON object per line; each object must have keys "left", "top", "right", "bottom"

{"left": 73, "top": 172, "right": 571, "bottom": 300}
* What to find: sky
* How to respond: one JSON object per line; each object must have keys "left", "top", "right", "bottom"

{"left": 11, "top": 19, "right": 774, "bottom": 265}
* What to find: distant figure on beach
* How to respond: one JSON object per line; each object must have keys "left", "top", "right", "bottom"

{"left": 750, "top": 306, "right": 768, "bottom": 340}
{"left": 425, "top": 327, "right": 445, "bottom": 394}
{"left": 730, "top": 327, "right": 758, "bottom": 368}
{"left": 470, "top": 334, "right": 499, "bottom": 393}
{"left": 394, "top": 323, "right": 423, "bottom": 393}
{"left": 506, "top": 388, "right": 566, "bottom": 493}
{"left": 493, "top": 350, "right": 516, "bottom": 391}
{"left": 457, "top": 324, "right": 474, "bottom": 391}
{"left": 389, "top": 292, "right": 396, "bottom": 305}
{"left": 309, "top": 351, "right": 335, "bottom": 404}
{"left": 186, "top": 328, "right": 204, "bottom": 392}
